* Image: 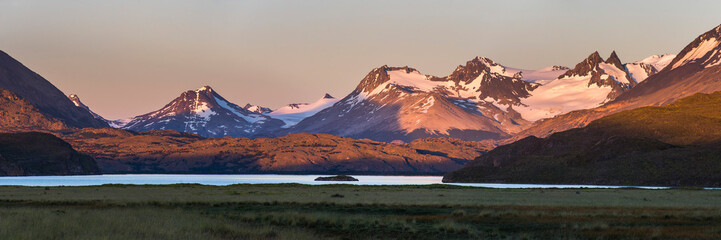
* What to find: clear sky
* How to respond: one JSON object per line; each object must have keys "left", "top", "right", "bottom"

{"left": 1, "top": 0, "right": 721, "bottom": 119}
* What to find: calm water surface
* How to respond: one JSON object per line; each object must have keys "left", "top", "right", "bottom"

{"left": 0, "top": 174, "right": 667, "bottom": 188}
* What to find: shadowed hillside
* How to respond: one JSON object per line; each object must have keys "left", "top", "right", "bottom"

{"left": 0, "top": 132, "right": 99, "bottom": 176}
{"left": 444, "top": 92, "right": 721, "bottom": 187}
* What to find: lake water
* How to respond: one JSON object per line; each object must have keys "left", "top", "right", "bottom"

{"left": 0, "top": 174, "right": 668, "bottom": 189}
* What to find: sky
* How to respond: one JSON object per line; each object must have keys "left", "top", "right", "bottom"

{"left": 1, "top": 0, "right": 721, "bottom": 119}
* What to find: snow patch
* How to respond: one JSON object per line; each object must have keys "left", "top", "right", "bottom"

{"left": 672, "top": 38, "right": 720, "bottom": 69}
{"left": 415, "top": 96, "right": 435, "bottom": 114}
{"left": 384, "top": 69, "right": 450, "bottom": 92}
{"left": 108, "top": 118, "right": 133, "bottom": 128}
{"left": 269, "top": 95, "right": 340, "bottom": 128}
{"left": 598, "top": 63, "right": 630, "bottom": 84}
{"left": 504, "top": 66, "right": 568, "bottom": 83}
{"left": 214, "top": 96, "right": 264, "bottom": 123}
{"left": 191, "top": 102, "right": 216, "bottom": 121}
{"left": 515, "top": 75, "right": 613, "bottom": 121}
{"left": 625, "top": 63, "right": 650, "bottom": 83}
{"left": 636, "top": 54, "right": 676, "bottom": 71}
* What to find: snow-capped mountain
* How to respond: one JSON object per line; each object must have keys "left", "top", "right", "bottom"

{"left": 615, "top": 23, "right": 721, "bottom": 104}
{"left": 121, "top": 86, "right": 284, "bottom": 137}
{"left": 68, "top": 94, "right": 107, "bottom": 122}
{"left": 515, "top": 23, "right": 721, "bottom": 141}
{"left": 283, "top": 52, "right": 668, "bottom": 142}
{"left": 509, "top": 51, "right": 654, "bottom": 121}
{"left": 267, "top": 93, "right": 339, "bottom": 128}
{"left": 283, "top": 58, "right": 547, "bottom": 142}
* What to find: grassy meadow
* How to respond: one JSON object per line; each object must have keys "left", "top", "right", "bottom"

{"left": 1, "top": 184, "right": 721, "bottom": 239}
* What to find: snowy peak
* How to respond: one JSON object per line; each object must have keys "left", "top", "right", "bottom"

{"left": 447, "top": 56, "right": 518, "bottom": 84}
{"left": 352, "top": 57, "right": 537, "bottom": 107}
{"left": 67, "top": 94, "right": 106, "bottom": 121}
{"left": 558, "top": 51, "right": 605, "bottom": 79}
{"left": 558, "top": 51, "right": 634, "bottom": 88}
{"left": 243, "top": 104, "right": 271, "bottom": 114}
{"left": 355, "top": 65, "right": 393, "bottom": 93}
{"left": 121, "top": 86, "right": 282, "bottom": 137}
{"left": 669, "top": 24, "right": 721, "bottom": 70}
{"left": 605, "top": 51, "right": 625, "bottom": 70}
{"left": 268, "top": 93, "right": 340, "bottom": 128}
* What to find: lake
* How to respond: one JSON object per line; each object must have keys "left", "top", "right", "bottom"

{"left": 0, "top": 174, "right": 669, "bottom": 188}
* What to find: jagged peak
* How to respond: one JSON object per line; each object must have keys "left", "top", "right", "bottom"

{"left": 468, "top": 56, "right": 505, "bottom": 69}
{"left": 605, "top": 51, "right": 624, "bottom": 69}
{"left": 558, "top": 51, "right": 604, "bottom": 79}
{"left": 355, "top": 65, "right": 425, "bottom": 93}
{"left": 323, "top": 93, "right": 334, "bottom": 99}
{"left": 587, "top": 51, "right": 603, "bottom": 63}
{"left": 446, "top": 56, "right": 518, "bottom": 83}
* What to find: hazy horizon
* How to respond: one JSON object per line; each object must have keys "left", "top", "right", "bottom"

{"left": 2, "top": 0, "right": 721, "bottom": 119}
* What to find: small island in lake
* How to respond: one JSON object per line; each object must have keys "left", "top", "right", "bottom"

{"left": 315, "top": 175, "right": 359, "bottom": 181}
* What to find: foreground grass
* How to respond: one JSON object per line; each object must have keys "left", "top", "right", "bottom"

{"left": 1, "top": 184, "right": 721, "bottom": 239}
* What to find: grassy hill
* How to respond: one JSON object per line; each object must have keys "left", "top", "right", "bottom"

{"left": 443, "top": 92, "right": 721, "bottom": 187}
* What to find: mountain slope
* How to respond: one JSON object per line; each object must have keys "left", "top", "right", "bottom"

{"left": 121, "top": 86, "right": 284, "bottom": 137}
{"left": 0, "top": 50, "right": 108, "bottom": 128}
{"left": 0, "top": 89, "right": 67, "bottom": 132}
{"left": 443, "top": 91, "right": 721, "bottom": 187}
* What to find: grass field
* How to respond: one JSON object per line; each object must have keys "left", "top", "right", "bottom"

{"left": 1, "top": 184, "right": 721, "bottom": 239}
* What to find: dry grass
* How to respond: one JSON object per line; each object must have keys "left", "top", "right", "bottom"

{"left": 1, "top": 184, "right": 721, "bottom": 239}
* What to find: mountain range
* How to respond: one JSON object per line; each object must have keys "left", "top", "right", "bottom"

{"left": 1, "top": 23, "right": 721, "bottom": 181}
{"left": 70, "top": 48, "right": 674, "bottom": 142}
{"left": 510, "top": 24, "right": 721, "bottom": 142}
